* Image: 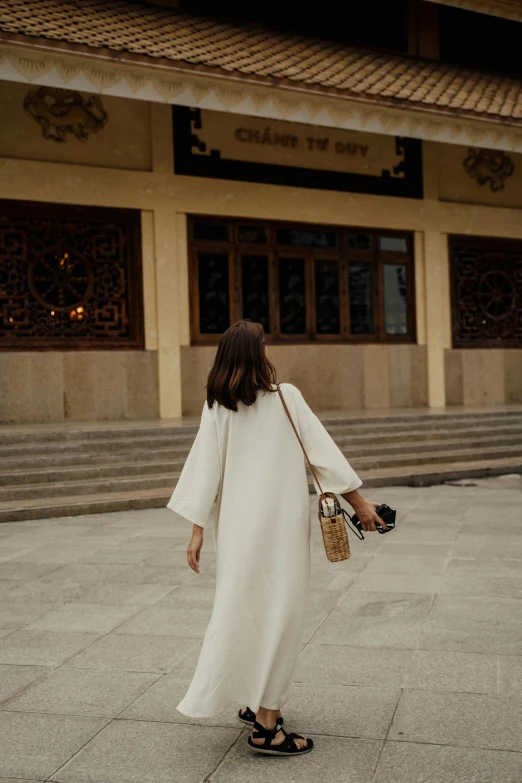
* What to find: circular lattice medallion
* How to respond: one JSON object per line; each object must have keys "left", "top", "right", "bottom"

{"left": 29, "top": 245, "right": 94, "bottom": 311}
{"left": 478, "top": 270, "right": 515, "bottom": 320}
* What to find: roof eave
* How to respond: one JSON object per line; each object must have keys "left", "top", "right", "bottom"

{"left": 2, "top": 33, "right": 522, "bottom": 152}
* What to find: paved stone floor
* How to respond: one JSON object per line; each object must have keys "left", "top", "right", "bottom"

{"left": 0, "top": 475, "right": 521, "bottom": 782}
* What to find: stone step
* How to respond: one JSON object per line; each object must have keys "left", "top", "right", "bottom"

{"left": 2, "top": 409, "right": 522, "bottom": 448}
{"left": 3, "top": 430, "right": 522, "bottom": 484}
{"left": 2, "top": 441, "right": 522, "bottom": 502}
{"left": 1, "top": 457, "right": 520, "bottom": 523}
{"left": 3, "top": 435, "right": 197, "bottom": 458}
{"left": 2, "top": 459, "right": 186, "bottom": 487}
{"left": 5, "top": 418, "right": 522, "bottom": 464}
{"left": 0, "top": 425, "right": 198, "bottom": 447}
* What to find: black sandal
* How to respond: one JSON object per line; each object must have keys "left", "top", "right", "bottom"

{"left": 247, "top": 720, "right": 314, "bottom": 756}
{"left": 238, "top": 707, "right": 284, "bottom": 727}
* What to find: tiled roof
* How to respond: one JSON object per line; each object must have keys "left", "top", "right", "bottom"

{"left": 1, "top": 0, "right": 522, "bottom": 124}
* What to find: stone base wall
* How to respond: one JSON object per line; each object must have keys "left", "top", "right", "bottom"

{"left": 0, "top": 351, "right": 159, "bottom": 424}
{"left": 445, "top": 349, "right": 522, "bottom": 406}
{"left": 181, "top": 343, "right": 428, "bottom": 416}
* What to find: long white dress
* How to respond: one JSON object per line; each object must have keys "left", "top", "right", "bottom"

{"left": 167, "top": 383, "right": 361, "bottom": 717}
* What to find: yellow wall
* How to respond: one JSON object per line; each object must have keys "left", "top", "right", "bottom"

{"left": 1, "top": 85, "right": 522, "bottom": 421}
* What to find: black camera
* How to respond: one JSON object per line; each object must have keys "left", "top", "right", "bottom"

{"left": 351, "top": 503, "right": 396, "bottom": 535}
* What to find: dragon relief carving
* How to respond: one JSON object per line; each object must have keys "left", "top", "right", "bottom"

{"left": 463, "top": 147, "right": 515, "bottom": 192}
{"left": 24, "top": 86, "right": 108, "bottom": 142}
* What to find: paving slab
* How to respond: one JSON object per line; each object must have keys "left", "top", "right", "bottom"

{"left": 0, "top": 562, "right": 63, "bottom": 580}
{"left": 445, "top": 557, "right": 522, "bottom": 575}
{"left": 69, "top": 583, "right": 176, "bottom": 606}
{"left": 297, "top": 644, "right": 413, "bottom": 688}
{"left": 4, "top": 580, "right": 88, "bottom": 604}
{"left": 13, "top": 546, "right": 99, "bottom": 564}
{"left": 64, "top": 633, "right": 200, "bottom": 673}
{"left": 112, "top": 605, "right": 213, "bottom": 638}
{"left": 2, "top": 666, "right": 160, "bottom": 717}
{"left": 312, "top": 592, "right": 432, "bottom": 648}
{"left": 373, "top": 741, "right": 522, "bottom": 783}
{"left": 0, "top": 603, "right": 62, "bottom": 631}
{"left": 0, "top": 664, "right": 51, "bottom": 705}
{"left": 154, "top": 584, "right": 216, "bottom": 608}
{"left": 498, "top": 655, "right": 522, "bottom": 694}
{"left": 0, "top": 630, "right": 101, "bottom": 666}
{"left": 212, "top": 734, "right": 382, "bottom": 783}
{"left": 0, "top": 779, "right": 44, "bottom": 782}
{"left": 440, "top": 573, "right": 522, "bottom": 598}
{"left": 79, "top": 548, "right": 163, "bottom": 563}
{"left": 39, "top": 563, "right": 136, "bottom": 584}
{"left": 115, "top": 563, "right": 197, "bottom": 585}
{"left": 308, "top": 569, "right": 357, "bottom": 592}
{"left": 352, "top": 571, "right": 443, "bottom": 594}
{"left": 119, "top": 671, "right": 240, "bottom": 727}
{"left": 389, "top": 689, "right": 522, "bottom": 751}
{"left": 23, "top": 603, "right": 141, "bottom": 634}
{"left": 51, "top": 719, "right": 240, "bottom": 783}
{"left": 420, "top": 595, "right": 522, "bottom": 654}
{"left": 283, "top": 682, "right": 401, "bottom": 738}
{"left": 379, "top": 541, "right": 453, "bottom": 556}
{"left": 0, "top": 710, "right": 107, "bottom": 779}
{"left": 0, "top": 581, "right": 25, "bottom": 600}
{"left": 302, "top": 590, "right": 342, "bottom": 642}
{"left": 402, "top": 649, "right": 498, "bottom": 694}
{"left": 361, "top": 554, "right": 448, "bottom": 574}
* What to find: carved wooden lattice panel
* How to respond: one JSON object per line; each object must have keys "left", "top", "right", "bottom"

{"left": 450, "top": 235, "right": 522, "bottom": 348}
{"left": 0, "top": 200, "right": 143, "bottom": 349}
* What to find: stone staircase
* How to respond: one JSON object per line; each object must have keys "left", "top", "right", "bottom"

{"left": 2, "top": 409, "right": 522, "bottom": 522}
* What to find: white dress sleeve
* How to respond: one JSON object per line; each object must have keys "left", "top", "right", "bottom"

{"left": 289, "top": 385, "right": 362, "bottom": 495}
{"left": 166, "top": 402, "right": 221, "bottom": 528}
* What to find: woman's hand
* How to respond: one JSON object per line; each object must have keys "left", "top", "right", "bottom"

{"left": 187, "top": 524, "right": 204, "bottom": 573}
{"left": 342, "top": 490, "right": 387, "bottom": 532}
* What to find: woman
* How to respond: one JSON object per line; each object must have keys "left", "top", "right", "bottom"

{"left": 167, "top": 320, "right": 385, "bottom": 756}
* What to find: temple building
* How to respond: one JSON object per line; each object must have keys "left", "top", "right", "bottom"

{"left": 1, "top": 0, "right": 522, "bottom": 422}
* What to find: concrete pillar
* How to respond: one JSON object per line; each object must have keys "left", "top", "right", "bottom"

{"left": 153, "top": 207, "right": 183, "bottom": 419}
{"left": 424, "top": 230, "right": 451, "bottom": 407}
{"left": 150, "top": 103, "right": 185, "bottom": 419}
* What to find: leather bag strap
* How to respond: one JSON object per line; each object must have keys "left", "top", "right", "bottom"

{"left": 277, "top": 384, "right": 324, "bottom": 495}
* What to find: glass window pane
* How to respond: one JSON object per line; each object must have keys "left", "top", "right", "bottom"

{"left": 276, "top": 228, "right": 337, "bottom": 248}
{"left": 238, "top": 225, "right": 268, "bottom": 244}
{"left": 349, "top": 263, "right": 374, "bottom": 335}
{"left": 383, "top": 263, "right": 408, "bottom": 334}
{"left": 241, "top": 255, "right": 270, "bottom": 331}
{"left": 193, "top": 222, "right": 229, "bottom": 242}
{"left": 314, "top": 259, "right": 340, "bottom": 334}
{"left": 278, "top": 257, "right": 306, "bottom": 334}
{"left": 348, "top": 233, "right": 373, "bottom": 252}
{"left": 380, "top": 236, "right": 408, "bottom": 253}
{"left": 198, "top": 252, "right": 229, "bottom": 334}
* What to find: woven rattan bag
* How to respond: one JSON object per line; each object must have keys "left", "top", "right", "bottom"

{"left": 277, "top": 385, "right": 363, "bottom": 563}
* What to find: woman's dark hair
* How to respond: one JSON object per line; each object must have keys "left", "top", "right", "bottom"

{"left": 206, "top": 320, "right": 277, "bottom": 411}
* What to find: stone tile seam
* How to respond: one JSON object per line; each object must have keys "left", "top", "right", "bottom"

{"left": 374, "top": 737, "right": 522, "bottom": 755}
{"left": 205, "top": 725, "right": 247, "bottom": 783}
{"left": 369, "top": 687, "right": 405, "bottom": 782}
{"left": 305, "top": 583, "right": 354, "bottom": 645}
{"left": 0, "top": 664, "right": 55, "bottom": 709}
{"left": 40, "top": 714, "right": 113, "bottom": 783}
